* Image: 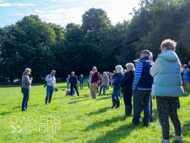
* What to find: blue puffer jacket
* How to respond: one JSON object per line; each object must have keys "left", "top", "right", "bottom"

{"left": 151, "top": 50, "right": 184, "bottom": 97}
{"left": 112, "top": 73, "right": 124, "bottom": 90}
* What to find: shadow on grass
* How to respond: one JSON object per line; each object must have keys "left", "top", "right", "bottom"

{"left": 84, "top": 116, "right": 126, "bottom": 131}
{"left": 0, "top": 111, "right": 11, "bottom": 115}
{"left": 96, "top": 96, "right": 110, "bottom": 100}
{"left": 86, "top": 123, "right": 142, "bottom": 143}
{"left": 88, "top": 107, "right": 110, "bottom": 116}
{"left": 68, "top": 99, "right": 87, "bottom": 104}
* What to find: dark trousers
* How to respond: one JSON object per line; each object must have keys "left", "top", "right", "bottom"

{"left": 22, "top": 88, "right": 30, "bottom": 111}
{"left": 123, "top": 93, "right": 132, "bottom": 106}
{"left": 80, "top": 83, "right": 83, "bottom": 90}
{"left": 71, "top": 84, "right": 79, "bottom": 96}
{"left": 132, "top": 89, "right": 151, "bottom": 125}
{"left": 156, "top": 97, "right": 181, "bottom": 140}
{"left": 46, "top": 86, "right": 54, "bottom": 104}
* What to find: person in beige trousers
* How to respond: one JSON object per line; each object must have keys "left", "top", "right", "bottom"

{"left": 90, "top": 66, "right": 99, "bottom": 99}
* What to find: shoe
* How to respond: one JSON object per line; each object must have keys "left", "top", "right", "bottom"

{"left": 143, "top": 123, "right": 149, "bottom": 128}
{"left": 161, "top": 139, "right": 170, "bottom": 143}
{"left": 125, "top": 105, "right": 132, "bottom": 116}
{"left": 110, "top": 99, "right": 116, "bottom": 108}
{"left": 115, "top": 100, "right": 120, "bottom": 108}
{"left": 174, "top": 135, "right": 183, "bottom": 143}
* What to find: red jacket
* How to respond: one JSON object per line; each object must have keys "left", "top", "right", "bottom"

{"left": 91, "top": 71, "right": 99, "bottom": 84}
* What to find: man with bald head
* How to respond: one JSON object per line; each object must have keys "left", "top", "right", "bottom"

{"left": 69, "top": 71, "right": 79, "bottom": 96}
{"left": 91, "top": 66, "right": 100, "bottom": 99}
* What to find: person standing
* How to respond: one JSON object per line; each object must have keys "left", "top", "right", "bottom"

{"left": 80, "top": 74, "right": 85, "bottom": 90}
{"left": 182, "top": 64, "right": 189, "bottom": 93}
{"left": 45, "top": 70, "right": 56, "bottom": 104}
{"left": 120, "top": 63, "right": 135, "bottom": 116}
{"left": 69, "top": 71, "right": 79, "bottom": 96}
{"left": 111, "top": 65, "right": 124, "bottom": 108}
{"left": 99, "top": 72, "right": 109, "bottom": 95}
{"left": 21, "top": 68, "right": 33, "bottom": 111}
{"left": 91, "top": 66, "right": 99, "bottom": 99}
{"left": 132, "top": 50, "right": 154, "bottom": 127}
{"left": 188, "top": 61, "right": 190, "bottom": 86}
{"left": 66, "top": 75, "right": 70, "bottom": 89}
{"left": 150, "top": 39, "right": 184, "bottom": 143}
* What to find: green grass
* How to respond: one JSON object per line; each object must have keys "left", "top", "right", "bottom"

{"left": 0, "top": 82, "right": 190, "bottom": 143}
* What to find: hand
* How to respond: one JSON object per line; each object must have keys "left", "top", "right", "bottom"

{"left": 31, "top": 77, "right": 33, "bottom": 80}
{"left": 133, "top": 87, "right": 136, "bottom": 91}
{"left": 120, "top": 87, "right": 122, "bottom": 89}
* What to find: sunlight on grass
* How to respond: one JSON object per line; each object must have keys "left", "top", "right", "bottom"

{"left": 0, "top": 82, "right": 190, "bottom": 143}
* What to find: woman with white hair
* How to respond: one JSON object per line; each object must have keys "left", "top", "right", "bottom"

{"left": 21, "top": 68, "right": 33, "bottom": 111}
{"left": 99, "top": 72, "right": 109, "bottom": 95}
{"left": 120, "top": 63, "right": 135, "bottom": 116}
{"left": 111, "top": 65, "right": 124, "bottom": 108}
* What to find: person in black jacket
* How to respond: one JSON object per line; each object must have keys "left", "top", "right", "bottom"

{"left": 120, "top": 63, "right": 135, "bottom": 116}
{"left": 69, "top": 71, "right": 79, "bottom": 96}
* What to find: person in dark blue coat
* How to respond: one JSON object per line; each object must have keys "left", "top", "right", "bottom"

{"left": 120, "top": 63, "right": 135, "bottom": 116}
{"left": 69, "top": 71, "right": 79, "bottom": 96}
{"left": 80, "top": 74, "right": 85, "bottom": 90}
{"left": 111, "top": 65, "right": 124, "bottom": 108}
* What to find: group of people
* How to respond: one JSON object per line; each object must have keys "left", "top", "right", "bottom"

{"left": 21, "top": 39, "right": 189, "bottom": 143}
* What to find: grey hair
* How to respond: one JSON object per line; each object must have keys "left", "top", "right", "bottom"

{"left": 125, "top": 63, "right": 135, "bottom": 71}
{"left": 115, "top": 65, "right": 123, "bottom": 73}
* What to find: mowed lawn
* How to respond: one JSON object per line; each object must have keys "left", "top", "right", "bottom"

{"left": 0, "top": 82, "right": 190, "bottom": 143}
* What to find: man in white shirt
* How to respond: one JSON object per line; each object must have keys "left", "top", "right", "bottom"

{"left": 45, "top": 70, "right": 56, "bottom": 104}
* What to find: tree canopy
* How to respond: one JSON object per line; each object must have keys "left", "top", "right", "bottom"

{"left": 0, "top": 1, "right": 190, "bottom": 81}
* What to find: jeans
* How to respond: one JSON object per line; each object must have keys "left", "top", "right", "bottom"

{"left": 46, "top": 86, "right": 54, "bottom": 104}
{"left": 22, "top": 88, "right": 30, "bottom": 111}
{"left": 132, "top": 89, "right": 151, "bottom": 125}
{"left": 112, "top": 89, "right": 120, "bottom": 101}
{"left": 67, "top": 82, "right": 70, "bottom": 89}
{"left": 99, "top": 86, "right": 107, "bottom": 95}
{"left": 80, "top": 83, "right": 83, "bottom": 90}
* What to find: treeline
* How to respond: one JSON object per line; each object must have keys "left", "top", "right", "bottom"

{"left": 0, "top": 0, "right": 190, "bottom": 82}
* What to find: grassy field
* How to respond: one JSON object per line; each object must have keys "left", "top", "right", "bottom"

{"left": 0, "top": 82, "right": 190, "bottom": 143}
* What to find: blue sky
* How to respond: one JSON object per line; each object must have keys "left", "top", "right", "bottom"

{"left": 0, "top": 0, "right": 140, "bottom": 28}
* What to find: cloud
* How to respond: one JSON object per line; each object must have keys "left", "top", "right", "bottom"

{"left": 37, "top": 7, "right": 86, "bottom": 26}
{"left": 0, "top": 3, "right": 36, "bottom": 7}
{"left": 51, "top": 0, "right": 79, "bottom": 2}
{"left": 0, "top": 3, "right": 11, "bottom": 7}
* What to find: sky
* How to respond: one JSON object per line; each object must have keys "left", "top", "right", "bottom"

{"left": 0, "top": 0, "right": 140, "bottom": 28}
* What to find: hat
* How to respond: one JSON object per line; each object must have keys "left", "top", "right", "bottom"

{"left": 133, "top": 59, "right": 140, "bottom": 63}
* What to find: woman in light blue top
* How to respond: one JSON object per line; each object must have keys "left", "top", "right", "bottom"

{"left": 182, "top": 64, "right": 189, "bottom": 93}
